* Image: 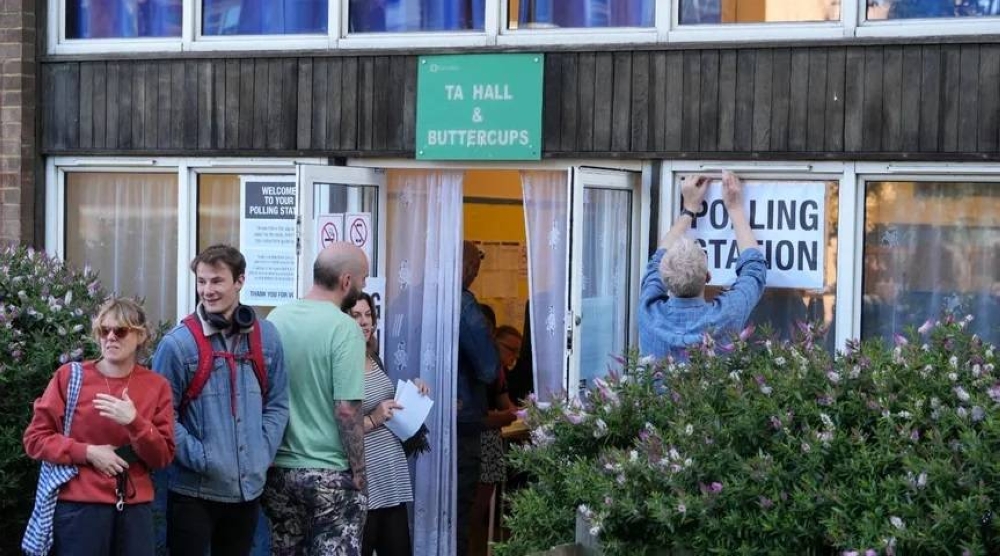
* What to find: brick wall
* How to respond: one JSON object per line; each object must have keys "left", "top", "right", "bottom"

{"left": 0, "top": 0, "right": 37, "bottom": 246}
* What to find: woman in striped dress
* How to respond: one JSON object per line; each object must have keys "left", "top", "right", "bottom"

{"left": 348, "top": 292, "right": 429, "bottom": 556}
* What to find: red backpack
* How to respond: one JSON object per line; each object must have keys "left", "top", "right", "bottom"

{"left": 179, "top": 314, "right": 268, "bottom": 416}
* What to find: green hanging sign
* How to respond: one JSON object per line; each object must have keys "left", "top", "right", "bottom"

{"left": 416, "top": 53, "right": 544, "bottom": 161}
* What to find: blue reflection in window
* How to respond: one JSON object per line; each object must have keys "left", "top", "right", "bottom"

{"left": 516, "top": 0, "right": 654, "bottom": 28}
{"left": 67, "top": 0, "right": 182, "bottom": 39}
{"left": 203, "top": 0, "right": 328, "bottom": 35}
{"left": 349, "top": 0, "right": 485, "bottom": 32}
{"left": 868, "top": 0, "right": 1000, "bottom": 19}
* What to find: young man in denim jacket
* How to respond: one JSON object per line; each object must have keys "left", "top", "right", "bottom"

{"left": 152, "top": 244, "right": 289, "bottom": 556}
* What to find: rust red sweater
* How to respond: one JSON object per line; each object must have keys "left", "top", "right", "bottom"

{"left": 23, "top": 361, "right": 176, "bottom": 505}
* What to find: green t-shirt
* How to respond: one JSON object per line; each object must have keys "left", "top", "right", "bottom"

{"left": 267, "top": 299, "right": 365, "bottom": 470}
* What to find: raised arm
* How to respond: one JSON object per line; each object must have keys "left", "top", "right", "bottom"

{"left": 722, "top": 170, "right": 758, "bottom": 252}
{"left": 659, "top": 175, "right": 709, "bottom": 252}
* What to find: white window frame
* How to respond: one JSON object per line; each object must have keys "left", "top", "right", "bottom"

{"left": 660, "top": 160, "right": 856, "bottom": 351}
{"left": 46, "top": 0, "right": 1000, "bottom": 55}
{"left": 852, "top": 162, "right": 1000, "bottom": 339}
{"left": 46, "top": 156, "right": 325, "bottom": 321}
{"left": 337, "top": 0, "right": 498, "bottom": 49}
{"left": 496, "top": 0, "right": 659, "bottom": 46}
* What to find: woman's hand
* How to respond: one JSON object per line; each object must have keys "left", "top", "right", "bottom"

{"left": 93, "top": 389, "right": 137, "bottom": 426}
{"left": 86, "top": 444, "right": 129, "bottom": 477}
{"left": 371, "top": 399, "right": 404, "bottom": 425}
{"left": 413, "top": 378, "right": 431, "bottom": 396}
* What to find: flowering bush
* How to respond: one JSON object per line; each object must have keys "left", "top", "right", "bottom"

{"left": 498, "top": 317, "right": 1000, "bottom": 556}
{"left": 0, "top": 246, "right": 108, "bottom": 554}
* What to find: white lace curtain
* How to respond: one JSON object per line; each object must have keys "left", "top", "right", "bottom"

{"left": 384, "top": 169, "right": 464, "bottom": 555}
{"left": 520, "top": 171, "right": 569, "bottom": 402}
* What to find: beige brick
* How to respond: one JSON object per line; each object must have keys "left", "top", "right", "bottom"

{"left": 1, "top": 185, "right": 18, "bottom": 205}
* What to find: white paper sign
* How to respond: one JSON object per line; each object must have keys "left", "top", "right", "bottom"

{"left": 316, "top": 214, "right": 344, "bottom": 259}
{"left": 384, "top": 379, "right": 434, "bottom": 442}
{"left": 685, "top": 181, "right": 826, "bottom": 290}
{"left": 344, "top": 212, "right": 373, "bottom": 266}
{"left": 239, "top": 177, "right": 298, "bottom": 306}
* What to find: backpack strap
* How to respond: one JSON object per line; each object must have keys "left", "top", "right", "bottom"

{"left": 179, "top": 313, "right": 269, "bottom": 416}
{"left": 179, "top": 314, "right": 214, "bottom": 416}
{"left": 63, "top": 362, "right": 84, "bottom": 436}
{"left": 247, "top": 323, "right": 268, "bottom": 401}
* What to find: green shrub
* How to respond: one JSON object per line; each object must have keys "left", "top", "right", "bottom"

{"left": 498, "top": 317, "right": 1000, "bottom": 556}
{"left": 0, "top": 246, "right": 108, "bottom": 554}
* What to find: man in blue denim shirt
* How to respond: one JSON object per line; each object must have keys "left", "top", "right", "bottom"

{"left": 152, "top": 245, "right": 289, "bottom": 556}
{"left": 456, "top": 240, "right": 499, "bottom": 556}
{"left": 639, "top": 172, "right": 767, "bottom": 361}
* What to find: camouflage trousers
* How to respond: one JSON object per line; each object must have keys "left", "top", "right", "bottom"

{"left": 262, "top": 467, "right": 368, "bottom": 556}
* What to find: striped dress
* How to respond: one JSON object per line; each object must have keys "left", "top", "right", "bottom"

{"left": 362, "top": 363, "right": 413, "bottom": 510}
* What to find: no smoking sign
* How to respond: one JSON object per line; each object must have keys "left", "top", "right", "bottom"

{"left": 345, "top": 212, "right": 373, "bottom": 265}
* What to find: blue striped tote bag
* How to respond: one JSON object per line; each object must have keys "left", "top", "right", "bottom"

{"left": 21, "top": 362, "right": 84, "bottom": 556}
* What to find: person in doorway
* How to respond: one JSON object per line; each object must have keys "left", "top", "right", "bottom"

{"left": 457, "top": 240, "right": 500, "bottom": 556}
{"left": 152, "top": 244, "right": 289, "bottom": 556}
{"left": 470, "top": 325, "right": 521, "bottom": 555}
{"left": 638, "top": 171, "right": 767, "bottom": 360}
{"left": 264, "top": 242, "right": 370, "bottom": 555}
{"left": 24, "top": 297, "right": 175, "bottom": 555}
{"left": 348, "top": 291, "right": 431, "bottom": 556}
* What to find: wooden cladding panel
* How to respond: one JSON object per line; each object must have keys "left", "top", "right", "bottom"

{"left": 42, "top": 44, "right": 1000, "bottom": 159}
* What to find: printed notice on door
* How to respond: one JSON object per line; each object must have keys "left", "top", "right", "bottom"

{"left": 240, "top": 176, "right": 298, "bottom": 306}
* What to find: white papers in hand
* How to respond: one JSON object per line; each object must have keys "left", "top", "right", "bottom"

{"left": 384, "top": 380, "right": 433, "bottom": 442}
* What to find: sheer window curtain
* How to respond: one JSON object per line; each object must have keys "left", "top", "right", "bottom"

{"left": 64, "top": 172, "right": 178, "bottom": 326}
{"left": 520, "top": 171, "right": 569, "bottom": 402}
{"left": 384, "top": 170, "right": 464, "bottom": 555}
{"left": 580, "top": 188, "right": 630, "bottom": 385}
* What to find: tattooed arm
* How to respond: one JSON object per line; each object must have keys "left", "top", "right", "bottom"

{"left": 335, "top": 400, "right": 366, "bottom": 492}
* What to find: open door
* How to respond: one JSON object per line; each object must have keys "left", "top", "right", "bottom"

{"left": 296, "top": 164, "right": 387, "bottom": 295}
{"left": 568, "top": 166, "right": 641, "bottom": 395}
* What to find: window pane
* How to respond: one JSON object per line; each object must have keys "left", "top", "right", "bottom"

{"left": 202, "top": 0, "right": 328, "bottom": 35}
{"left": 867, "top": 0, "right": 1000, "bottom": 20}
{"left": 66, "top": 0, "right": 182, "bottom": 39}
{"left": 198, "top": 174, "right": 300, "bottom": 317}
{"left": 702, "top": 180, "right": 839, "bottom": 351}
{"left": 862, "top": 181, "right": 1000, "bottom": 346}
{"left": 580, "top": 187, "right": 632, "bottom": 387}
{"left": 509, "top": 0, "right": 654, "bottom": 29}
{"left": 348, "top": 0, "right": 485, "bottom": 32}
{"left": 65, "top": 172, "right": 178, "bottom": 325}
{"left": 679, "top": 0, "right": 840, "bottom": 24}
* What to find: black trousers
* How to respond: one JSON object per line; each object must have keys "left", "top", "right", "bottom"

{"left": 456, "top": 423, "right": 483, "bottom": 556}
{"left": 167, "top": 492, "right": 260, "bottom": 556}
{"left": 53, "top": 501, "right": 154, "bottom": 556}
{"left": 362, "top": 503, "right": 412, "bottom": 556}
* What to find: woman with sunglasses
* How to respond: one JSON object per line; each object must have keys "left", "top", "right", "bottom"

{"left": 24, "top": 297, "right": 176, "bottom": 555}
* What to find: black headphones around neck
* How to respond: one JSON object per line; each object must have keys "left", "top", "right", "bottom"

{"left": 205, "top": 304, "right": 256, "bottom": 333}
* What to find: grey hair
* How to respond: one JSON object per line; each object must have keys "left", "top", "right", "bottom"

{"left": 659, "top": 237, "right": 708, "bottom": 298}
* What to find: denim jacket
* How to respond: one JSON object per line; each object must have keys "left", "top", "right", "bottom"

{"left": 639, "top": 247, "right": 767, "bottom": 361}
{"left": 457, "top": 290, "right": 499, "bottom": 426}
{"left": 151, "top": 310, "right": 289, "bottom": 503}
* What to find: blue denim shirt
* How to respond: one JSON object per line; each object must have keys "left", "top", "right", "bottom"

{"left": 638, "top": 247, "right": 767, "bottom": 360}
{"left": 151, "top": 312, "right": 289, "bottom": 503}
{"left": 457, "top": 290, "right": 499, "bottom": 426}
